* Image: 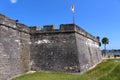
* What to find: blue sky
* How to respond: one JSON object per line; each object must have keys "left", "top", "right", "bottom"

{"left": 0, "top": 0, "right": 120, "bottom": 50}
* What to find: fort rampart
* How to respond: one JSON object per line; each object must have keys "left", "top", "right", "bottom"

{"left": 0, "top": 14, "right": 102, "bottom": 80}
{"left": 0, "top": 14, "right": 30, "bottom": 80}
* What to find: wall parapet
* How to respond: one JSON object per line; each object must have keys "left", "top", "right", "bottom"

{"left": 30, "top": 24, "right": 99, "bottom": 42}
{"left": 0, "top": 14, "right": 98, "bottom": 42}
{"left": 0, "top": 14, "right": 30, "bottom": 34}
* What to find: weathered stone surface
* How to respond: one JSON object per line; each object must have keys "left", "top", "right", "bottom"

{"left": 0, "top": 14, "right": 30, "bottom": 80}
{"left": 0, "top": 14, "right": 102, "bottom": 80}
{"left": 75, "top": 33, "right": 102, "bottom": 72}
{"left": 30, "top": 24, "right": 102, "bottom": 73}
{"left": 30, "top": 32, "right": 80, "bottom": 72}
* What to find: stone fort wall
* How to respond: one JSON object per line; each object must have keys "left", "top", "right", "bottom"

{"left": 0, "top": 14, "right": 102, "bottom": 80}
{"left": 30, "top": 24, "right": 102, "bottom": 73}
{"left": 0, "top": 14, "right": 30, "bottom": 80}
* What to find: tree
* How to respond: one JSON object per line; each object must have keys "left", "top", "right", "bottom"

{"left": 102, "top": 37, "right": 109, "bottom": 55}
{"left": 96, "top": 36, "right": 101, "bottom": 47}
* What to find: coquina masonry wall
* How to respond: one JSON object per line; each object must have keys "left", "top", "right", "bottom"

{"left": 0, "top": 14, "right": 102, "bottom": 80}
{"left": 30, "top": 24, "right": 102, "bottom": 73}
{"left": 30, "top": 27, "right": 80, "bottom": 72}
{"left": 0, "top": 14, "right": 30, "bottom": 80}
{"left": 75, "top": 27, "right": 102, "bottom": 73}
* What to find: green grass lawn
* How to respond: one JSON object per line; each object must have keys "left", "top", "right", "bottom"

{"left": 12, "top": 59, "right": 120, "bottom": 80}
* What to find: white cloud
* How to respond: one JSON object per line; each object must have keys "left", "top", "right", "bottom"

{"left": 10, "top": 0, "right": 17, "bottom": 3}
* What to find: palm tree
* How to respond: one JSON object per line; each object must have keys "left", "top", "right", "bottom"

{"left": 102, "top": 37, "right": 109, "bottom": 55}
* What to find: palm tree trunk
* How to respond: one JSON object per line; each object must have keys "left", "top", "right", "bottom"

{"left": 104, "top": 44, "right": 106, "bottom": 56}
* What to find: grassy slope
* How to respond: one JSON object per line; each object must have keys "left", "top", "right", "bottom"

{"left": 12, "top": 59, "right": 120, "bottom": 80}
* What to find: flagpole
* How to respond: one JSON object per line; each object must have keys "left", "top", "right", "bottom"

{"left": 73, "top": 11, "right": 75, "bottom": 24}
{"left": 71, "top": 5, "right": 75, "bottom": 24}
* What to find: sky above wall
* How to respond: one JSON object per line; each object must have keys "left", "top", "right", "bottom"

{"left": 0, "top": 0, "right": 120, "bottom": 50}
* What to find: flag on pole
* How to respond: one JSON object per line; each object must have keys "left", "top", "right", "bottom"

{"left": 71, "top": 5, "right": 75, "bottom": 24}
{"left": 71, "top": 5, "right": 74, "bottom": 12}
